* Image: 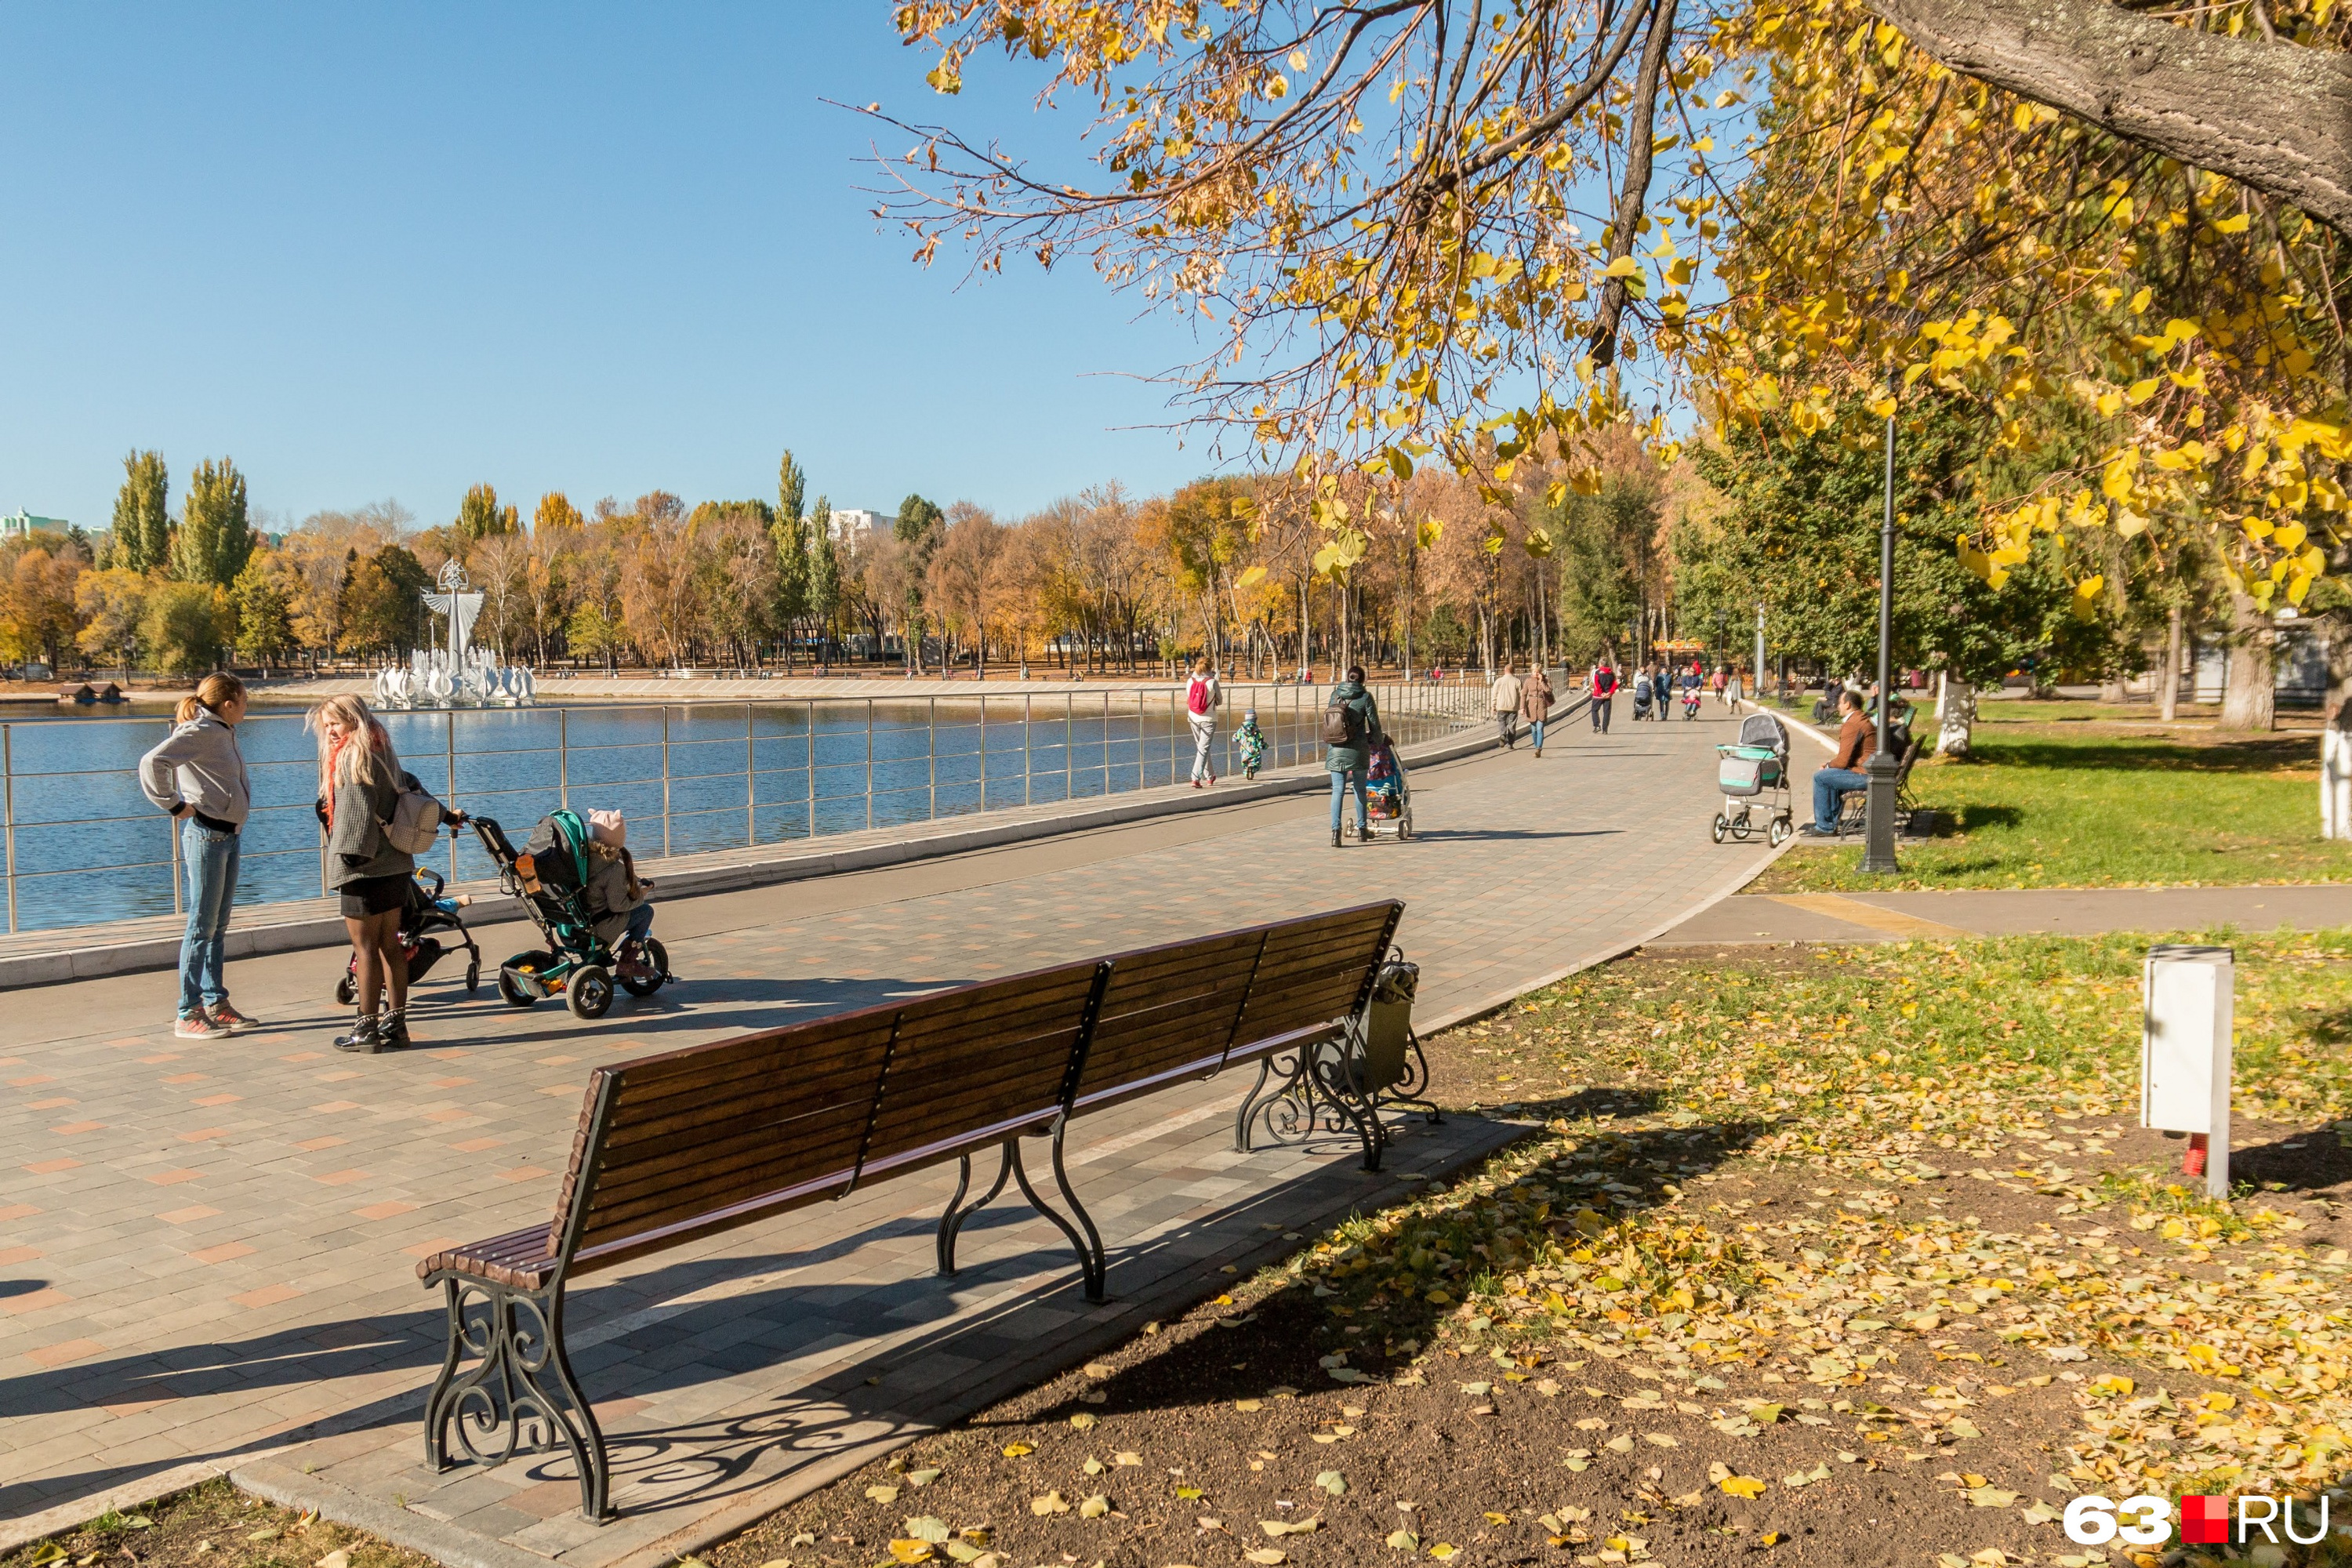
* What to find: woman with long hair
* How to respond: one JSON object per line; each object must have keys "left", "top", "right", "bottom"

{"left": 138, "top": 673, "right": 256, "bottom": 1038}
{"left": 309, "top": 695, "right": 422, "bottom": 1051}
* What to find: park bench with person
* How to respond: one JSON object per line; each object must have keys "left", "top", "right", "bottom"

{"left": 416, "top": 899, "right": 1407, "bottom": 1520}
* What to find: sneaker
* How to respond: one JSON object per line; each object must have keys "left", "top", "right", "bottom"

{"left": 174, "top": 1013, "right": 221, "bottom": 1040}
{"left": 333, "top": 1014, "right": 383, "bottom": 1053}
{"left": 205, "top": 1003, "right": 259, "bottom": 1034}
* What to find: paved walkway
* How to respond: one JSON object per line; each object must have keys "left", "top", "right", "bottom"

{"left": 1659, "top": 882, "right": 2352, "bottom": 946}
{"left": 0, "top": 703, "right": 1791, "bottom": 1560}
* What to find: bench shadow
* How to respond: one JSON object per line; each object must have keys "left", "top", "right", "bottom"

{"left": 0, "top": 1107, "right": 1494, "bottom": 1530}
{"left": 1406, "top": 828, "right": 1622, "bottom": 843}
{"left": 2227, "top": 1123, "right": 2352, "bottom": 1195}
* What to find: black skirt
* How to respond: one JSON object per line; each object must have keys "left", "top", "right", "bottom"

{"left": 339, "top": 873, "right": 409, "bottom": 918}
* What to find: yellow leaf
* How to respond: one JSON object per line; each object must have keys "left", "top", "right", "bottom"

{"left": 1602, "top": 256, "right": 1639, "bottom": 278}
{"left": 2096, "top": 391, "right": 2124, "bottom": 417}
{"left": 1001, "top": 1443, "right": 1033, "bottom": 1457}
{"left": 2125, "top": 378, "right": 2160, "bottom": 405}
{"left": 2129, "top": 286, "right": 2152, "bottom": 314}
{"left": 1031, "top": 1491, "right": 1070, "bottom": 1515}
{"left": 1245, "top": 1552, "right": 1287, "bottom": 1566}
{"left": 2213, "top": 211, "right": 2251, "bottom": 234}
{"left": 1719, "top": 1475, "right": 1768, "bottom": 1500}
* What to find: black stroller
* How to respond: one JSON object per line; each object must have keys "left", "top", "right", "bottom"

{"left": 333, "top": 863, "right": 481, "bottom": 1004}
{"left": 471, "top": 811, "right": 671, "bottom": 1020}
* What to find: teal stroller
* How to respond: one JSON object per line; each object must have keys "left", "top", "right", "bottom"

{"left": 1713, "top": 712, "right": 1793, "bottom": 846}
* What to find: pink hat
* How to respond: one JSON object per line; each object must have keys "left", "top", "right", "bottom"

{"left": 586, "top": 809, "right": 626, "bottom": 848}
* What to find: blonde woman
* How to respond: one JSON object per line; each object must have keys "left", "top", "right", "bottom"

{"left": 309, "top": 695, "right": 427, "bottom": 1051}
{"left": 138, "top": 673, "right": 256, "bottom": 1038}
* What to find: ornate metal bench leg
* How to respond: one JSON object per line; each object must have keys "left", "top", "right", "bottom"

{"left": 420, "top": 1273, "right": 612, "bottom": 1523}
{"left": 1011, "top": 1126, "right": 1106, "bottom": 1303}
{"left": 937, "top": 1142, "right": 1014, "bottom": 1276}
{"left": 1312, "top": 1033, "right": 1386, "bottom": 1173}
{"left": 1232, "top": 1056, "right": 1276, "bottom": 1152}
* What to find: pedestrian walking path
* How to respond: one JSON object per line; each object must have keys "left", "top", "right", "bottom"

{"left": 0, "top": 702, "right": 1791, "bottom": 1563}
{"left": 1658, "top": 882, "right": 2352, "bottom": 946}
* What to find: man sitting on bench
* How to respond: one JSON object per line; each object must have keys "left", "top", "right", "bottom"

{"left": 1806, "top": 688, "right": 1875, "bottom": 836}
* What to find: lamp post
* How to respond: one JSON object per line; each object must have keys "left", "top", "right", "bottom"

{"left": 1754, "top": 603, "right": 1767, "bottom": 702}
{"left": 1861, "top": 376, "right": 1902, "bottom": 874}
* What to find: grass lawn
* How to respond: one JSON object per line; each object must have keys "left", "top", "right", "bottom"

{"left": 695, "top": 931, "right": 2351, "bottom": 1568}
{"left": 1755, "top": 708, "right": 2352, "bottom": 892}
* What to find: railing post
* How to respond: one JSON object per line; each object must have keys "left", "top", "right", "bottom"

{"left": 661, "top": 706, "right": 673, "bottom": 858}
{"left": 2, "top": 724, "right": 15, "bottom": 935}
{"left": 1023, "top": 692, "right": 1032, "bottom": 808}
{"left": 1065, "top": 690, "right": 1073, "bottom": 800}
{"left": 746, "top": 702, "right": 756, "bottom": 849}
{"left": 806, "top": 699, "right": 817, "bottom": 840}
{"left": 447, "top": 710, "right": 459, "bottom": 883}
{"left": 865, "top": 699, "right": 874, "bottom": 833}
{"left": 928, "top": 696, "right": 938, "bottom": 822}
{"left": 171, "top": 791, "right": 183, "bottom": 917}
{"left": 558, "top": 705, "right": 569, "bottom": 811}
{"left": 1102, "top": 690, "right": 1111, "bottom": 796}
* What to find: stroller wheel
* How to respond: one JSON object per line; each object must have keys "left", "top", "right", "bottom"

{"left": 1711, "top": 813, "right": 1729, "bottom": 844}
{"left": 497, "top": 950, "right": 556, "bottom": 1008}
{"left": 335, "top": 974, "right": 356, "bottom": 1006}
{"left": 1769, "top": 816, "right": 1791, "bottom": 847}
{"left": 465, "top": 960, "right": 481, "bottom": 994}
{"left": 1398, "top": 810, "right": 1413, "bottom": 842}
{"left": 620, "top": 938, "right": 669, "bottom": 998}
{"left": 568, "top": 964, "right": 615, "bottom": 1019}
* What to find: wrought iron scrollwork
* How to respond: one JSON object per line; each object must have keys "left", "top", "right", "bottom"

{"left": 423, "top": 1276, "right": 612, "bottom": 1521}
{"left": 1232, "top": 1031, "right": 1387, "bottom": 1171}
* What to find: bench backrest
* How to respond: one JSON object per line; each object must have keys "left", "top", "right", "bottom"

{"left": 543, "top": 902, "right": 1402, "bottom": 1279}
{"left": 1074, "top": 900, "right": 1402, "bottom": 1112}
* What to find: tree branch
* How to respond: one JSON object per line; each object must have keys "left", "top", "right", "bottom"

{"left": 1870, "top": 0, "right": 2352, "bottom": 235}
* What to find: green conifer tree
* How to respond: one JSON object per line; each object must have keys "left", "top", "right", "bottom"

{"left": 111, "top": 450, "right": 172, "bottom": 573}
{"left": 771, "top": 451, "right": 811, "bottom": 667}
{"left": 172, "top": 459, "right": 254, "bottom": 586}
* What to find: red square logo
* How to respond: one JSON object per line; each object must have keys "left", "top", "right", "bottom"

{"left": 2180, "top": 1495, "right": 2230, "bottom": 1544}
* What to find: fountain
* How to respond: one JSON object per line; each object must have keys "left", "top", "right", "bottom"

{"left": 372, "top": 562, "right": 535, "bottom": 709}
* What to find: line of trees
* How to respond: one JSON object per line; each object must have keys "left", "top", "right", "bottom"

{"left": 2, "top": 447, "right": 1595, "bottom": 683}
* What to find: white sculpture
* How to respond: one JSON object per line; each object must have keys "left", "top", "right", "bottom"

{"left": 372, "top": 561, "right": 535, "bottom": 709}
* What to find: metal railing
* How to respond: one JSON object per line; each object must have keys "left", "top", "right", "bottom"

{"left": 0, "top": 677, "right": 1493, "bottom": 936}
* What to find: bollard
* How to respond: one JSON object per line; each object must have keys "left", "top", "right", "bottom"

{"left": 2140, "top": 943, "right": 2234, "bottom": 1200}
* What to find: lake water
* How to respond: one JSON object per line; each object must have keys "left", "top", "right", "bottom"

{"left": 0, "top": 687, "right": 1469, "bottom": 934}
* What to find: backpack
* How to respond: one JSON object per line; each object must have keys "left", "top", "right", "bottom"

{"left": 379, "top": 776, "right": 445, "bottom": 855}
{"left": 1187, "top": 674, "right": 1212, "bottom": 716}
{"left": 1323, "top": 692, "right": 1360, "bottom": 747}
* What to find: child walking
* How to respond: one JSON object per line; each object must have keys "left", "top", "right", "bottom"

{"left": 1236, "top": 710, "right": 1268, "bottom": 779}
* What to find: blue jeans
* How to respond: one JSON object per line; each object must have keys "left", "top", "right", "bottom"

{"left": 178, "top": 818, "right": 240, "bottom": 1014}
{"left": 622, "top": 903, "right": 655, "bottom": 946}
{"left": 1529, "top": 717, "right": 1546, "bottom": 751}
{"left": 1813, "top": 767, "right": 1868, "bottom": 831}
{"left": 1329, "top": 764, "right": 1369, "bottom": 833}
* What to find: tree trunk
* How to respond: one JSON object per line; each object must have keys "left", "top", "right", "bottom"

{"left": 2159, "top": 604, "right": 2183, "bottom": 722}
{"left": 1935, "top": 673, "right": 1976, "bottom": 757}
{"left": 1871, "top": 0, "right": 2352, "bottom": 239}
{"left": 2220, "top": 590, "right": 2277, "bottom": 731}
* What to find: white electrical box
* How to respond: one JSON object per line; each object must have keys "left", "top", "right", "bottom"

{"left": 2140, "top": 943, "right": 2233, "bottom": 1197}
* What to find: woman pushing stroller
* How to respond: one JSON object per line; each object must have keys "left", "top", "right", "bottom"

{"left": 310, "top": 695, "right": 464, "bottom": 1053}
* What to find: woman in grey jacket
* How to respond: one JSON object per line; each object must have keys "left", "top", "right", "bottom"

{"left": 309, "top": 695, "right": 423, "bottom": 1052}
{"left": 138, "top": 673, "right": 255, "bottom": 1039}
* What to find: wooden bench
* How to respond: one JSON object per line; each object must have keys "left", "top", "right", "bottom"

{"left": 418, "top": 899, "right": 1404, "bottom": 1520}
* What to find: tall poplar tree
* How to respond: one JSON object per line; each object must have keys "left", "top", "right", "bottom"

{"left": 456, "top": 483, "right": 518, "bottom": 543}
{"left": 771, "top": 451, "right": 811, "bottom": 668}
{"left": 172, "top": 458, "right": 254, "bottom": 586}
{"left": 111, "top": 450, "right": 172, "bottom": 573}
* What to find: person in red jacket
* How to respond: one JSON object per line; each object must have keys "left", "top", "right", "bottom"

{"left": 1589, "top": 655, "right": 1619, "bottom": 733}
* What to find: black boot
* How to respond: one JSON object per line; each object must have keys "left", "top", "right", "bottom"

{"left": 333, "top": 1013, "right": 382, "bottom": 1053}
{"left": 1330, "top": 827, "right": 1343, "bottom": 848}
{"left": 378, "top": 1008, "right": 412, "bottom": 1050}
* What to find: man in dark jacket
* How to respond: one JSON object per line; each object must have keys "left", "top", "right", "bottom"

{"left": 1806, "top": 690, "right": 1877, "bottom": 834}
{"left": 1324, "top": 666, "right": 1381, "bottom": 847}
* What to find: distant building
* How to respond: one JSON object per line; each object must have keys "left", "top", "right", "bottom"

{"left": 829, "top": 507, "right": 890, "bottom": 541}
{"left": 0, "top": 510, "right": 68, "bottom": 543}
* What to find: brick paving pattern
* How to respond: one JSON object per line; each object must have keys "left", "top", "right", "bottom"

{"left": 0, "top": 704, "right": 1784, "bottom": 1561}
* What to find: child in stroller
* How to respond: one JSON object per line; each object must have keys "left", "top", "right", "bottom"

{"left": 470, "top": 808, "right": 672, "bottom": 1020}
{"left": 333, "top": 866, "right": 481, "bottom": 1005}
{"left": 1236, "top": 710, "right": 1269, "bottom": 779}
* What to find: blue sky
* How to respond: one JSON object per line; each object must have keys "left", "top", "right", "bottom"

{"left": 0, "top": 5, "right": 1219, "bottom": 534}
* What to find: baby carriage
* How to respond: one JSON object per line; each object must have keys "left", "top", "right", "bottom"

{"left": 1363, "top": 734, "right": 1415, "bottom": 841}
{"left": 1632, "top": 676, "right": 1654, "bottom": 721}
{"left": 332, "top": 862, "right": 481, "bottom": 1004}
{"left": 1712, "top": 711, "right": 1794, "bottom": 846}
{"left": 1680, "top": 681, "right": 1702, "bottom": 720}
{"left": 470, "top": 811, "right": 671, "bottom": 1020}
